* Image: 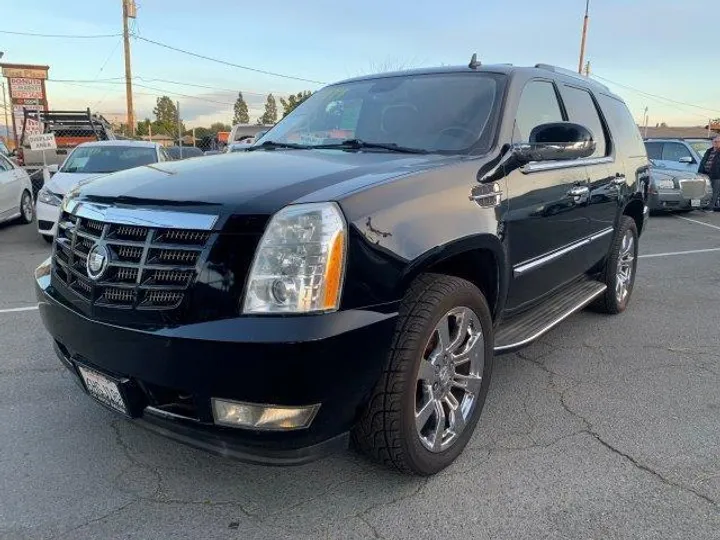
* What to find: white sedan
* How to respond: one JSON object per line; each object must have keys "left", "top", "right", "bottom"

{"left": 0, "top": 153, "right": 34, "bottom": 226}
{"left": 36, "top": 140, "right": 170, "bottom": 243}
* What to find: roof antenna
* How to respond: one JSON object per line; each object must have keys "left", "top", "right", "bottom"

{"left": 468, "top": 53, "right": 481, "bottom": 70}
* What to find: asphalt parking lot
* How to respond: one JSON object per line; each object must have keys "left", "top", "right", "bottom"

{"left": 1, "top": 212, "right": 719, "bottom": 540}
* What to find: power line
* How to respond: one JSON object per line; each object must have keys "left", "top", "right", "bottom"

{"left": 0, "top": 29, "right": 121, "bottom": 39}
{"left": 593, "top": 73, "right": 720, "bottom": 117}
{"left": 132, "top": 83, "right": 235, "bottom": 106}
{"left": 133, "top": 35, "right": 327, "bottom": 85}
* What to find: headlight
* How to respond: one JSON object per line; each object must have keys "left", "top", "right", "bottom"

{"left": 242, "top": 202, "right": 347, "bottom": 314}
{"left": 655, "top": 179, "right": 675, "bottom": 190}
{"left": 38, "top": 187, "right": 62, "bottom": 206}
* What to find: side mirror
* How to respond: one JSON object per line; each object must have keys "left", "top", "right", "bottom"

{"left": 678, "top": 156, "right": 693, "bottom": 164}
{"left": 47, "top": 164, "right": 59, "bottom": 174}
{"left": 514, "top": 122, "right": 596, "bottom": 163}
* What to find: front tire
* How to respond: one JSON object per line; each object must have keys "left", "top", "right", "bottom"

{"left": 593, "top": 216, "right": 638, "bottom": 314}
{"left": 353, "top": 273, "right": 494, "bottom": 475}
{"left": 18, "top": 190, "right": 34, "bottom": 224}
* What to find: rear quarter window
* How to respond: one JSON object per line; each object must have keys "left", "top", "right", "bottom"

{"left": 596, "top": 94, "right": 646, "bottom": 158}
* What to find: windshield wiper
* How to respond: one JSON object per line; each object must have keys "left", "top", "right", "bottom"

{"left": 245, "top": 140, "right": 311, "bottom": 151}
{"left": 315, "top": 139, "right": 429, "bottom": 154}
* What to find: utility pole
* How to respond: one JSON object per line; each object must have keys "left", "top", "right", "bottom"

{"left": 643, "top": 107, "right": 649, "bottom": 138}
{"left": 122, "top": 0, "right": 137, "bottom": 137}
{"left": 177, "top": 101, "right": 183, "bottom": 158}
{"left": 583, "top": 61, "right": 591, "bottom": 77}
{"left": 578, "top": 0, "right": 590, "bottom": 74}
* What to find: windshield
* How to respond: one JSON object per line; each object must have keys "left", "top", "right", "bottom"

{"left": 258, "top": 72, "right": 504, "bottom": 154}
{"left": 60, "top": 146, "right": 157, "bottom": 173}
{"left": 689, "top": 140, "right": 711, "bottom": 156}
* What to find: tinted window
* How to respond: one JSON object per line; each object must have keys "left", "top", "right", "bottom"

{"left": 0, "top": 141, "right": 9, "bottom": 157}
{"left": 560, "top": 86, "right": 607, "bottom": 157}
{"left": 662, "top": 142, "right": 692, "bottom": 162}
{"left": 596, "top": 94, "right": 646, "bottom": 158}
{"left": 0, "top": 155, "right": 12, "bottom": 171}
{"left": 261, "top": 73, "right": 505, "bottom": 154}
{"left": 514, "top": 81, "right": 564, "bottom": 143}
{"left": 60, "top": 146, "right": 158, "bottom": 173}
{"left": 644, "top": 142, "right": 663, "bottom": 160}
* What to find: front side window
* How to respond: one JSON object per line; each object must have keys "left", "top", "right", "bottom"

{"left": 662, "top": 142, "right": 692, "bottom": 162}
{"left": 0, "top": 155, "right": 12, "bottom": 171}
{"left": 514, "top": 80, "right": 564, "bottom": 143}
{"left": 259, "top": 73, "right": 505, "bottom": 154}
{"left": 560, "top": 85, "right": 608, "bottom": 157}
{"left": 60, "top": 146, "right": 158, "bottom": 174}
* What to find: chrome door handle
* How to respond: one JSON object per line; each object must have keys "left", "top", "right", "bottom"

{"left": 567, "top": 185, "right": 590, "bottom": 197}
{"left": 612, "top": 175, "right": 626, "bottom": 185}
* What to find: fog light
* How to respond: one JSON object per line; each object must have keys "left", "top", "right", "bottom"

{"left": 211, "top": 398, "right": 320, "bottom": 430}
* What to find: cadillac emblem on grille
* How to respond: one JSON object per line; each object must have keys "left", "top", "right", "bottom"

{"left": 86, "top": 243, "right": 109, "bottom": 280}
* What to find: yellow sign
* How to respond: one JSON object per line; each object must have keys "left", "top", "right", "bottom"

{"left": 1, "top": 67, "right": 49, "bottom": 79}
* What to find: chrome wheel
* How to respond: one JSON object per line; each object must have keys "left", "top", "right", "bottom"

{"left": 21, "top": 192, "right": 34, "bottom": 222}
{"left": 615, "top": 229, "right": 635, "bottom": 303}
{"left": 415, "top": 306, "right": 484, "bottom": 453}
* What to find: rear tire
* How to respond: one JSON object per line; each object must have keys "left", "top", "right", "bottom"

{"left": 18, "top": 190, "right": 34, "bottom": 224}
{"left": 592, "top": 216, "right": 638, "bottom": 314}
{"left": 352, "top": 273, "right": 494, "bottom": 475}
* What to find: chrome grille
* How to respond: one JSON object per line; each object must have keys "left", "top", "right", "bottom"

{"left": 679, "top": 179, "right": 707, "bottom": 200}
{"left": 51, "top": 211, "right": 214, "bottom": 311}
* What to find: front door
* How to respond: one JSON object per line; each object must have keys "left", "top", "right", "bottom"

{"left": 0, "top": 155, "right": 17, "bottom": 217}
{"left": 504, "top": 80, "right": 591, "bottom": 311}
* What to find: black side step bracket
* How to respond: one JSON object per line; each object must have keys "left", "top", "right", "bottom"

{"left": 494, "top": 278, "right": 607, "bottom": 354}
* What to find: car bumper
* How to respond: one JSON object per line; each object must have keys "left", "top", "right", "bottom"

{"left": 36, "top": 200, "right": 61, "bottom": 237}
{"left": 648, "top": 191, "right": 711, "bottom": 212}
{"left": 35, "top": 258, "right": 398, "bottom": 465}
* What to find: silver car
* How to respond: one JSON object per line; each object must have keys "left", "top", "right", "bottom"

{"left": 647, "top": 166, "right": 713, "bottom": 213}
{"left": 644, "top": 138, "right": 712, "bottom": 174}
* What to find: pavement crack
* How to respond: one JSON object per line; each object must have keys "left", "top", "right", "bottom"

{"left": 357, "top": 514, "right": 386, "bottom": 539}
{"left": 110, "top": 420, "right": 163, "bottom": 499}
{"left": 586, "top": 430, "right": 718, "bottom": 508}
{"left": 47, "top": 500, "right": 137, "bottom": 539}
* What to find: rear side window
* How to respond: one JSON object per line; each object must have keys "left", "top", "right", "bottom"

{"left": 644, "top": 142, "right": 662, "bottom": 160}
{"left": 596, "top": 94, "right": 646, "bottom": 158}
{"left": 514, "top": 81, "right": 563, "bottom": 143}
{"left": 661, "top": 142, "right": 692, "bottom": 162}
{"left": 559, "top": 85, "right": 607, "bottom": 157}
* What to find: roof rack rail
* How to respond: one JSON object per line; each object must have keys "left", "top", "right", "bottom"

{"left": 534, "top": 63, "right": 609, "bottom": 91}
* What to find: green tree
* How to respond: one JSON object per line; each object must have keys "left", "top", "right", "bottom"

{"left": 192, "top": 127, "right": 212, "bottom": 139}
{"left": 209, "top": 122, "right": 231, "bottom": 134}
{"left": 280, "top": 91, "right": 312, "bottom": 118}
{"left": 135, "top": 118, "right": 152, "bottom": 137}
{"left": 233, "top": 92, "right": 250, "bottom": 125}
{"left": 258, "top": 93, "right": 278, "bottom": 125}
{"left": 153, "top": 96, "right": 179, "bottom": 136}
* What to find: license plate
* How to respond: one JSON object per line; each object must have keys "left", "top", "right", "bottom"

{"left": 77, "top": 365, "right": 128, "bottom": 415}
{"left": 691, "top": 199, "right": 701, "bottom": 207}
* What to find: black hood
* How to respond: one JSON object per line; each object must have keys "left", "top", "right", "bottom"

{"left": 75, "top": 150, "right": 453, "bottom": 214}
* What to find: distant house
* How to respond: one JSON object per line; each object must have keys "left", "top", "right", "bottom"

{"left": 640, "top": 126, "right": 715, "bottom": 139}
{"left": 140, "top": 134, "right": 174, "bottom": 147}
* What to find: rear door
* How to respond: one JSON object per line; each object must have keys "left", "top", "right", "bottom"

{"left": 557, "top": 84, "right": 616, "bottom": 256}
{"left": 504, "top": 79, "right": 592, "bottom": 310}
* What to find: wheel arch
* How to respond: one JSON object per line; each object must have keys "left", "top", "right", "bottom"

{"left": 399, "top": 234, "right": 509, "bottom": 320}
{"left": 622, "top": 197, "right": 645, "bottom": 236}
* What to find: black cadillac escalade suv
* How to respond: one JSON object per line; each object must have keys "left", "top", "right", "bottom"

{"left": 35, "top": 59, "right": 649, "bottom": 475}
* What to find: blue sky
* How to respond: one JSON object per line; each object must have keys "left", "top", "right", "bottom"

{"left": 1, "top": 0, "right": 717, "bottom": 130}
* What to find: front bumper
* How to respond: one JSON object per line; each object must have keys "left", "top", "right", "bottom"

{"left": 35, "top": 259, "right": 398, "bottom": 464}
{"left": 648, "top": 191, "right": 711, "bottom": 212}
{"left": 36, "top": 200, "right": 61, "bottom": 237}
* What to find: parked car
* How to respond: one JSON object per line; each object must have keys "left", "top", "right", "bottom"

{"left": 647, "top": 166, "right": 713, "bottom": 213}
{"left": 226, "top": 141, "right": 254, "bottom": 152}
{"left": 166, "top": 146, "right": 204, "bottom": 160}
{"left": 0, "top": 153, "right": 34, "bottom": 226}
{"left": 36, "top": 140, "right": 169, "bottom": 243}
{"left": 35, "top": 59, "right": 648, "bottom": 475}
{"left": 644, "top": 138, "right": 712, "bottom": 174}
